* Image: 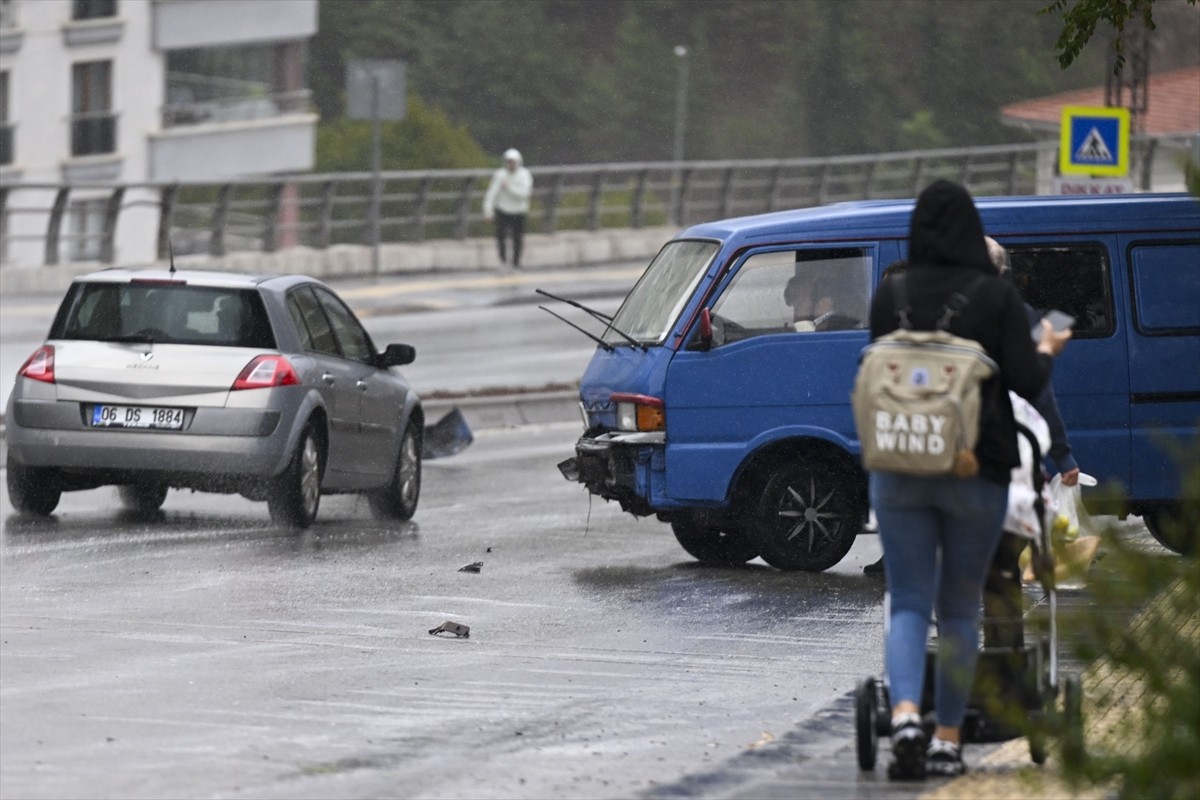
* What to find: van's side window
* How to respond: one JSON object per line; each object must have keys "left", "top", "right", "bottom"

{"left": 1007, "top": 245, "right": 1113, "bottom": 338}
{"left": 1130, "top": 242, "right": 1200, "bottom": 335}
{"left": 710, "top": 247, "right": 870, "bottom": 344}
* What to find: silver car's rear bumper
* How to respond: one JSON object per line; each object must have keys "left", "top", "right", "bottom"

{"left": 7, "top": 399, "right": 292, "bottom": 478}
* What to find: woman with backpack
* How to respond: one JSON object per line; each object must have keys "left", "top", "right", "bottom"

{"left": 867, "top": 180, "right": 1071, "bottom": 779}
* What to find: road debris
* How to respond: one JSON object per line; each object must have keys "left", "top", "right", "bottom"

{"left": 428, "top": 621, "right": 470, "bottom": 638}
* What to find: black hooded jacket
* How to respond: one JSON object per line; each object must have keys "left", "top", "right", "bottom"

{"left": 868, "top": 180, "right": 1053, "bottom": 485}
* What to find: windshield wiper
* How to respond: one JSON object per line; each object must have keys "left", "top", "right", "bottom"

{"left": 535, "top": 288, "right": 645, "bottom": 350}
{"left": 107, "top": 333, "right": 159, "bottom": 344}
{"left": 537, "top": 306, "right": 613, "bottom": 352}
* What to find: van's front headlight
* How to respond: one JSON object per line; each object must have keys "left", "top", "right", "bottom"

{"left": 611, "top": 392, "right": 665, "bottom": 432}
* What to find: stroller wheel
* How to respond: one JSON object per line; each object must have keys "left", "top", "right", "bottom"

{"left": 1061, "top": 672, "right": 1085, "bottom": 768}
{"left": 1029, "top": 727, "right": 1048, "bottom": 764}
{"left": 855, "top": 677, "right": 879, "bottom": 770}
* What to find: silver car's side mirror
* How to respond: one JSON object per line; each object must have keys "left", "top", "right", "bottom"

{"left": 380, "top": 343, "right": 416, "bottom": 367}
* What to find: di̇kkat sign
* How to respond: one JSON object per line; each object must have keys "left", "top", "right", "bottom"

{"left": 1055, "top": 105, "right": 1133, "bottom": 195}
{"left": 1059, "top": 105, "right": 1131, "bottom": 177}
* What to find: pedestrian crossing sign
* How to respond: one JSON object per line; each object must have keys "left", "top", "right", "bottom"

{"left": 1059, "top": 105, "right": 1130, "bottom": 177}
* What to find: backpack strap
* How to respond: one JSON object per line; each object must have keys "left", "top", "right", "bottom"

{"left": 892, "top": 274, "right": 914, "bottom": 330}
{"left": 936, "top": 274, "right": 986, "bottom": 331}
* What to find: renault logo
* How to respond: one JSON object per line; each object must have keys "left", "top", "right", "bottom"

{"left": 140, "top": 351, "right": 154, "bottom": 362}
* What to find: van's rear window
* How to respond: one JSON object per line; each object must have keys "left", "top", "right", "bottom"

{"left": 51, "top": 283, "right": 276, "bottom": 348}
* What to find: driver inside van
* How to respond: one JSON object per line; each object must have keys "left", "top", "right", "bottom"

{"left": 783, "top": 266, "right": 862, "bottom": 332}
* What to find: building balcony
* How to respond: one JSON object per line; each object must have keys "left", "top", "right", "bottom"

{"left": 163, "top": 72, "right": 310, "bottom": 129}
{"left": 153, "top": 0, "right": 317, "bottom": 51}
{"left": 148, "top": 112, "right": 316, "bottom": 181}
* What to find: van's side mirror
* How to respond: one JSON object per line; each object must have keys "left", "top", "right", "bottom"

{"left": 380, "top": 343, "right": 416, "bottom": 367}
{"left": 698, "top": 308, "right": 713, "bottom": 351}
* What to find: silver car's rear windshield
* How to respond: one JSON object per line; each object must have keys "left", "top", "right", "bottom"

{"left": 50, "top": 281, "right": 276, "bottom": 348}
{"left": 604, "top": 239, "right": 719, "bottom": 346}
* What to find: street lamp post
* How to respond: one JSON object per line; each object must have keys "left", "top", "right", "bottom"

{"left": 671, "top": 45, "right": 689, "bottom": 226}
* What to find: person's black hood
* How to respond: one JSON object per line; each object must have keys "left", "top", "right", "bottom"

{"left": 907, "top": 179, "right": 992, "bottom": 273}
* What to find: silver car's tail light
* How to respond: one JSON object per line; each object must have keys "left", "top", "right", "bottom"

{"left": 232, "top": 355, "right": 299, "bottom": 390}
{"left": 18, "top": 345, "right": 55, "bottom": 384}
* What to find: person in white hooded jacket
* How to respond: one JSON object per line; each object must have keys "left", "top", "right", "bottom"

{"left": 483, "top": 148, "right": 534, "bottom": 268}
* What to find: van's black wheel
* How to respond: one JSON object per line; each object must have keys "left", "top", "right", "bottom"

{"left": 1143, "top": 503, "right": 1195, "bottom": 555}
{"left": 1061, "top": 672, "right": 1085, "bottom": 768}
{"left": 855, "top": 677, "right": 879, "bottom": 770}
{"left": 6, "top": 453, "right": 62, "bottom": 516}
{"left": 269, "top": 425, "right": 323, "bottom": 529}
{"left": 751, "top": 457, "right": 864, "bottom": 571}
{"left": 118, "top": 482, "right": 168, "bottom": 513}
{"left": 369, "top": 420, "right": 422, "bottom": 521}
{"left": 671, "top": 513, "right": 758, "bottom": 565}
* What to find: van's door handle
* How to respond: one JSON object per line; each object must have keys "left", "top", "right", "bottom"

{"left": 356, "top": 380, "right": 369, "bottom": 391}
{"left": 321, "top": 373, "right": 336, "bottom": 385}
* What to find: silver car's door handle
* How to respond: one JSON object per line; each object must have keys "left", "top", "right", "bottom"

{"left": 321, "top": 373, "right": 336, "bottom": 385}
{"left": 356, "top": 380, "right": 369, "bottom": 391}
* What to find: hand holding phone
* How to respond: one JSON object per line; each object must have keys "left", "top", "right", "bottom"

{"left": 1032, "top": 309, "right": 1075, "bottom": 341}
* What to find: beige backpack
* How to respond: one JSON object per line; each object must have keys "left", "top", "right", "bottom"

{"left": 852, "top": 276, "right": 997, "bottom": 477}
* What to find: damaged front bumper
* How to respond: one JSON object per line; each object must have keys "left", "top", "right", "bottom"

{"left": 557, "top": 431, "right": 665, "bottom": 517}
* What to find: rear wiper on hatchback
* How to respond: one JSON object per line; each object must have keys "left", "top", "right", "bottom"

{"left": 106, "top": 330, "right": 168, "bottom": 344}
{"left": 535, "top": 288, "right": 646, "bottom": 351}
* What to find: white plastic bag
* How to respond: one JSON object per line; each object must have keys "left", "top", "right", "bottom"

{"left": 1004, "top": 391, "right": 1052, "bottom": 539}
{"left": 1041, "top": 471, "right": 1101, "bottom": 586}
{"left": 1048, "top": 471, "right": 1099, "bottom": 543}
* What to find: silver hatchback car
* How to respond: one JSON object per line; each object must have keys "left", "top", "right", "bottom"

{"left": 6, "top": 268, "right": 423, "bottom": 527}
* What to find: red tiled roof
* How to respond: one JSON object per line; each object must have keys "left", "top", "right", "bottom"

{"left": 1001, "top": 66, "right": 1200, "bottom": 135}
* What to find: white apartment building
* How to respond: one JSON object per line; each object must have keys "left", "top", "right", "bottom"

{"left": 0, "top": 0, "right": 317, "bottom": 268}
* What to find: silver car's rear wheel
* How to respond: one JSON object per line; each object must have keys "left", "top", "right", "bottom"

{"left": 118, "top": 482, "right": 168, "bottom": 513}
{"left": 6, "top": 453, "right": 62, "bottom": 516}
{"left": 369, "top": 420, "right": 421, "bottom": 521}
{"left": 269, "top": 426, "right": 323, "bottom": 529}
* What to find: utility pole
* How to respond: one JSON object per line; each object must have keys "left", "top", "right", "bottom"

{"left": 671, "top": 45, "right": 689, "bottom": 226}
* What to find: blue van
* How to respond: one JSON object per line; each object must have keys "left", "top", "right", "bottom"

{"left": 557, "top": 193, "right": 1200, "bottom": 569}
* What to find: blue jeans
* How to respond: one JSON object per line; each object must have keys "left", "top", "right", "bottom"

{"left": 870, "top": 471, "right": 1008, "bottom": 728}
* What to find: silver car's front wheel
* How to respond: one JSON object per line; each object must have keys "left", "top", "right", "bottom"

{"left": 369, "top": 420, "right": 421, "bottom": 521}
{"left": 269, "top": 425, "right": 323, "bottom": 529}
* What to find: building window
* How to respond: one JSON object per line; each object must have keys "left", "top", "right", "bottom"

{"left": 69, "top": 198, "right": 106, "bottom": 262}
{"left": 0, "top": 70, "right": 11, "bottom": 165}
{"left": 73, "top": 0, "right": 117, "bottom": 20}
{"left": 71, "top": 60, "right": 116, "bottom": 156}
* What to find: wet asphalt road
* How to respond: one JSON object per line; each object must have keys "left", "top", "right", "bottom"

{"left": 0, "top": 421, "right": 914, "bottom": 800}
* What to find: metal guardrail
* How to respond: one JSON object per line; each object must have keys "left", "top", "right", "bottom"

{"left": 0, "top": 138, "right": 1186, "bottom": 268}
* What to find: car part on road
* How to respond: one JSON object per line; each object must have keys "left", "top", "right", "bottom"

{"left": 422, "top": 407, "right": 473, "bottom": 459}
{"left": 428, "top": 621, "right": 470, "bottom": 638}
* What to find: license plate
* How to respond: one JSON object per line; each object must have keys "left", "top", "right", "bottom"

{"left": 91, "top": 405, "right": 185, "bottom": 430}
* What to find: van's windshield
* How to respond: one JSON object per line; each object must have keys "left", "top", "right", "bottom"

{"left": 604, "top": 240, "right": 719, "bottom": 346}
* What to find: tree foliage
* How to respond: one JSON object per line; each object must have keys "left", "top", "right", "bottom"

{"left": 308, "top": 0, "right": 1197, "bottom": 168}
{"left": 1041, "top": 0, "right": 1198, "bottom": 72}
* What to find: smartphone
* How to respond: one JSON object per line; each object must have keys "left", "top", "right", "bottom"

{"left": 1032, "top": 309, "right": 1075, "bottom": 341}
